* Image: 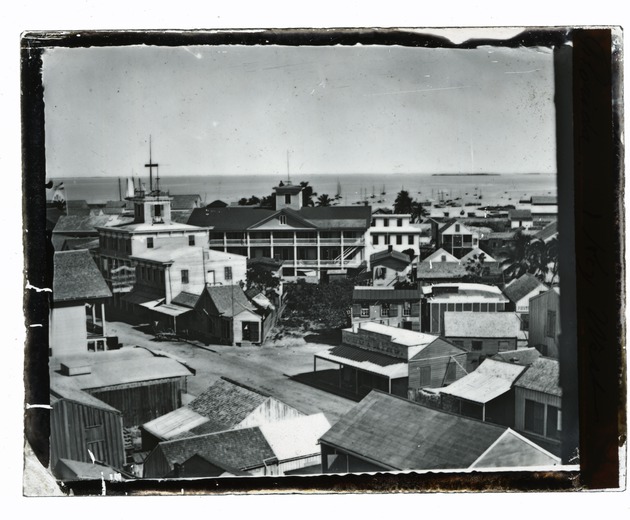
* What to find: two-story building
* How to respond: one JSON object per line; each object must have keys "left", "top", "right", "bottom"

{"left": 369, "top": 247, "right": 414, "bottom": 287}
{"left": 188, "top": 182, "right": 371, "bottom": 281}
{"left": 351, "top": 287, "right": 422, "bottom": 330}
{"left": 502, "top": 273, "right": 548, "bottom": 330}
{"left": 436, "top": 220, "right": 481, "bottom": 258}
{"left": 366, "top": 213, "right": 431, "bottom": 262}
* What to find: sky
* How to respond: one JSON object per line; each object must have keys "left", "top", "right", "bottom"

{"left": 42, "top": 40, "right": 558, "bottom": 179}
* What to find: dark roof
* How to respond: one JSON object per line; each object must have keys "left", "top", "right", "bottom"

{"left": 189, "top": 207, "right": 276, "bottom": 230}
{"left": 416, "top": 262, "right": 467, "bottom": 279}
{"left": 171, "top": 194, "right": 202, "bottom": 210}
{"left": 105, "top": 200, "right": 127, "bottom": 208}
{"left": 53, "top": 214, "right": 133, "bottom": 234}
{"left": 170, "top": 209, "right": 194, "bottom": 223}
{"left": 158, "top": 427, "right": 276, "bottom": 472}
{"left": 503, "top": 273, "right": 547, "bottom": 303}
{"left": 531, "top": 196, "right": 557, "bottom": 205}
{"left": 171, "top": 291, "right": 202, "bottom": 309}
{"left": 67, "top": 199, "right": 89, "bottom": 209}
{"left": 247, "top": 257, "right": 284, "bottom": 270}
{"left": 53, "top": 250, "right": 112, "bottom": 303}
{"left": 206, "top": 200, "right": 228, "bottom": 208}
{"left": 319, "top": 390, "right": 507, "bottom": 470}
{"left": 492, "top": 347, "right": 541, "bottom": 366}
{"left": 188, "top": 205, "right": 372, "bottom": 231}
{"left": 515, "top": 358, "right": 561, "bottom": 396}
{"left": 205, "top": 285, "right": 256, "bottom": 317}
{"left": 352, "top": 288, "right": 422, "bottom": 302}
{"left": 61, "top": 237, "right": 100, "bottom": 251}
{"left": 187, "top": 378, "right": 269, "bottom": 431}
{"left": 508, "top": 209, "right": 532, "bottom": 220}
{"left": 534, "top": 221, "right": 558, "bottom": 242}
{"left": 328, "top": 344, "right": 403, "bottom": 368}
{"left": 370, "top": 249, "right": 412, "bottom": 267}
{"left": 273, "top": 184, "right": 303, "bottom": 194}
{"left": 50, "top": 378, "right": 119, "bottom": 413}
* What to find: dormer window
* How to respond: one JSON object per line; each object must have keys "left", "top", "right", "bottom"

{"left": 279, "top": 215, "right": 287, "bottom": 225}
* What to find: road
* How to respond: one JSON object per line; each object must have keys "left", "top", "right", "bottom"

{"left": 107, "top": 321, "right": 355, "bottom": 425}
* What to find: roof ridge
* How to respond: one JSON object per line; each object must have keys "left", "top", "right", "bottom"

{"left": 219, "top": 377, "right": 271, "bottom": 398}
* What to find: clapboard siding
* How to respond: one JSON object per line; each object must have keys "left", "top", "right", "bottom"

{"left": 514, "top": 387, "right": 562, "bottom": 439}
{"left": 408, "top": 338, "right": 467, "bottom": 390}
{"left": 50, "top": 398, "right": 125, "bottom": 472}
{"left": 89, "top": 377, "right": 187, "bottom": 427}
{"left": 529, "top": 290, "right": 560, "bottom": 358}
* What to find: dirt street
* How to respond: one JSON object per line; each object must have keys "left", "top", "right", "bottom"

{"left": 106, "top": 321, "right": 355, "bottom": 424}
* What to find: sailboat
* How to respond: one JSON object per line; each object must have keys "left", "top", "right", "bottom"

{"left": 370, "top": 186, "right": 376, "bottom": 199}
{"left": 335, "top": 179, "right": 342, "bottom": 200}
{"left": 381, "top": 184, "right": 386, "bottom": 196}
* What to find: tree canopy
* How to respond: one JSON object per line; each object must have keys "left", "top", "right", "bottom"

{"left": 316, "top": 194, "right": 332, "bottom": 207}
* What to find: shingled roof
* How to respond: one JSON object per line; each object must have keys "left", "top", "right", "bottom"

{"left": 514, "top": 357, "right": 561, "bottom": 396}
{"left": 416, "top": 262, "right": 467, "bottom": 280}
{"left": 205, "top": 285, "right": 257, "bottom": 317}
{"left": 170, "top": 194, "right": 203, "bottom": 210}
{"left": 503, "top": 273, "right": 547, "bottom": 304}
{"left": 53, "top": 214, "right": 133, "bottom": 234}
{"left": 53, "top": 250, "right": 112, "bottom": 303}
{"left": 444, "top": 312, "right": 523, "bottom": 339}
{"left": 319, "top": 390, "right": 509, "bottom": 470}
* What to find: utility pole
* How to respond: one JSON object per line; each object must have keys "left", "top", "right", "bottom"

{"left": 145, "top": 136, "right": 159, "bottom": 192}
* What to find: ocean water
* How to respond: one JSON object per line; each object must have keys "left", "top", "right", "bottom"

{"left": 46, "top": 172, "right": 557, "bottom": 209}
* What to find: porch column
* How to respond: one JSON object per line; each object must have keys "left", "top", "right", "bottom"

{"left": 314, "top": 356, "right": 317, "bottom": 373}
{"left": 91, "top": 304, "right": 96, "bottom": 326}
{"left": 340, "top": 231, "right": 344, "bottom": 269}
{"left": 293, "top": 233, "right": 297, "bottom": 274}
{"left": 100, "top": 303, "right": 107, "bottom": 336}
{"left": 246, "top": 232, "right": 251, "bottom": 259}
{"left": 316, "top": 231, "right": 321, "bottom": 277}
{"left": 270, "top": 231, "right": 274, "bottom": 261}
{"left": 388, "top": 377, "right": 392, "bottom": 395}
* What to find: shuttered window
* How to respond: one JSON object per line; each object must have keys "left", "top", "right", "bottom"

{"left": 352, "top": 304, "right": 362, "bottom": 317}
{"left": 524, "top": 399, "right": 545, "bottom": 436}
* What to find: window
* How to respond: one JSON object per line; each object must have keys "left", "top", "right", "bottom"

{"left": 381, "top": 304, "right": 390, "bottom": 317}
{"left": 181, "top": 270, "right": 189, "bottom": 284}
{"left": 463, "top": 303, "right": 472, "bottom": 311}
{"left": 408, "top": 235, "right": 414, "bottom": 244}
{"left": 402, "top": 302, "right": 411, "bottom": 316}
{"left": 547, "top": 406, "right": 562, "bottom": 439}
{"left": 546, "top": 310, "right": 557, "bottom": 337}
{"left": 361, "top": 305, "right": 369, "bottom": 317}
{"left": 383, "top": 219, "right": 389, "bottom": 227}
{"left": 419, "top": 365, "right": 431, "bottom": 386}
{"left": 455, "top": 224, "right": 460, "bottom": 232}
{"left": 224, "top": 266, "right": 233, "bottom": 280}
{"left": 147, "top": 237, "right": 154, "bottom": 248}
{"left": 373, "top": 235, "right": 379, "bottom": 245}
{"left": 285, "top": 194, "right": 291, "bottom": 204}
{"left": 397, "top": 218, "right": 403, "bottom": 227}
{"left": 189, "top": 235, "right": 195, "bottom": 246}
{"left": 472, "top": 340, "right": 483, "bottom": 351}
{"left": 524, "top": 399, "right": 545, "bottom": 436}
{"left": 279, "top": 215, "right": 287, "bottom": 225}
{"left": 396, "top": 235, "right": 403, "bottom": 245}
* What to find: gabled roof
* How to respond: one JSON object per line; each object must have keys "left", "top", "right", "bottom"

{"left": 439, "top": 359, "right": 527, "bottom": 404}
{"left": 352, "top": 288, "right": 422, "bottom": 302}
{"left": 514, "top": 358, "right": 561, "bottom": 396}
{"left": 188, "top": 207, "right": 276, "bottom": 231}
{"left": 492, "top": 347, "right": 541, "bottom": 366}
{"left": 50, "top": 378, "right": 120, "bottom": 413}
{"left": 206, "top": 200, "right": 228, "bottom": 208}
{"left": 158, "top": 427, "right": 276, "bottom": 472}
{"left": 508, "top": 209, "right": 533, "bottom": 220}
{"left": 53, "top": 214, "right": 133, "bottom": 234}
{"left": 259, "top": 413, "right": 331, "bottom": 461}
{"left": 53, "top": 459, "right": 121, "bottom": 481}
{"left": 424, "top": 283, "right": 509, "bottom": 303}
{"left": 171, "top": 291, "right": 202, "bottom": 309}
{"left": 423, "top": 248, "right": 460, "bottom": 263}
{"left": 503, "top": 273, "right": 547, "bottom": 304}
{"left": 534, "top": 221, "right": 558, "bottom": 242}
{"left": 53, "top": 250, "right": 112, "bottom": 303}
{"left": 319, "top": 390, "right": 509, "bottom": 471}
{"left": 370, "top": 248, "right": 412, "bottom": 267}
{"left": 298, "top": 206, "right": 372, "bottom": 230}
{"left": 460, "top": 247, "right": 496, "bottom": 264}
{"left": 444, "top": 312, "right": 523, "bottom": 339}
{"left": 345, "top": 322, "right": 442, "bottom": 351}
{"left": 61, "top": 237, "right": 101, "bottom": 251}
{"left": 170, "top": 194, "right": 202, "bottom": 210}
{"left": 416, "top": 262, "right": 467, "bottom": 280}
{"left": 205, "top": 285, "right": 257, "bottom": 317}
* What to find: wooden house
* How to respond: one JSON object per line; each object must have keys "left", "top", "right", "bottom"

{"left": 369, "top": 247, "right": 413, "bottom": 287}
{"left": 528, "top": 287, "right": 561, "bottom": 358}
{"left": 438, "top": 358, "right": 528, "bottom": 427}
{"left": 351, "top": 287, "right": 422, "bottom": 330}
{"left": 436, "top": 220, "right": 481, "bottom": 258}
{"left": 50, "top": 347, "right": 193, "bottom": 428}
{"left": 143, "top": 413, "right": 330, "bottom": 478}
{"left": 503, "top": 273, "right": 548, "bottom": 328}
{"left": 508, "top": 209, "right": 534, "bottom": 229}
{"left": 421, "top": 283, "right": 510, "bottom": 335}
{"left": 141, "top": 377, "right": 304, "bottom": 450}
{"left": 50, "top": 250, "right": 115, "bottom": 358}
{"left": 319, "top": 390, "right": 560, "bottom": 473}
{"left": 50, "top": 379, "right": 126, "bottom": 475}
{"left": 443, "top": 311, "right": 527, "bottom": 366}
{"left": 514, "top": 357, "right": 562, "bottom": 454}
{"left": 314, "top": 322, "right": 466, "bottom": 400}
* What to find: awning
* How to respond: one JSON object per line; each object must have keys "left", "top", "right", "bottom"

{"left": 149, "top": 302, "right": 193, "bottom": 317}
{"left": 122, "top": 287, "right": 165, "bottom": 306}
{"left": 317, "top": 344, "right": 409, "bottom": 379}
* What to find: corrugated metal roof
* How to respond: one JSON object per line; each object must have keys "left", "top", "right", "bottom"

{"left": 143, "top": 407, "right": 209, "bottom": 440}
{"left": 346, "top": 322, "right": 439, "bottom": 349}
{"left": 439, "top": 359, "right": 527, "bottom": 404}
{"left": 318, "top": 345, "right": 409, "bottom": 379}
{"left": 352, "top": 288, "right": 421, "bottom": 301}
{"left": 53, "top": 250, "right": 112, "bottom": 303}
{"left": 319, "top": 390, "right": 507, "bottom": 470}
{"left": 444, "top": 312, "right": 522, "bottom": 338}
{"left": 514, "top": 358, "right": 561, "bottom": 396}
{"left": 259, "top": 413, "right": 331, "bottom": 461}
{"left": 329, "top": 344, "right": 403, "bottom": 367}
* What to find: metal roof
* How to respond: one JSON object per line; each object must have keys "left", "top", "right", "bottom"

{"left": 503, "top": 274, "right": 547, "bottom": 304}
{"left": 259, "top": 413, "right": 331, "bottom": 461}
{"left": 318, "top": 345, "right": 409, "bottom": 379}
{"left": 352, "top": 288, "right": 422, "bottom": 301}
{"left": 439, "top": 359, "right": 527, "bottom": 404}
{"left": 444, "top": 312, "right": 523, "bottom": 339}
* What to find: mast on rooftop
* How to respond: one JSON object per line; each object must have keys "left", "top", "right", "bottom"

{"left": 145, "top": 136, "right": 159, "bottom": 192}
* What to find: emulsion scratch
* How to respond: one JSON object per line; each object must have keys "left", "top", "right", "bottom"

{"left": 504, "top": 69, "right": 540, "bottom": 74}
{"left": 26, "top": 404, "right": 53, "bottom": 410}
{"left": 368, "top": 85, "right": 471, "bottom": 96}
{"left": 29, "top": 323, "right": 43, "bottom": 327}
{"left": 25, "top": 281, "right": 52, "bottom": 292}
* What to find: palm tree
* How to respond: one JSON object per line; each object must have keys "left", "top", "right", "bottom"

{"left": 316, "top": 194, "right": 333, "bottom": 207}
{"left": 300, "top": 181, "right": 317, "bottom": 207}
{"left": 394, "top": 190, "right": 414, "bottom": 214}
